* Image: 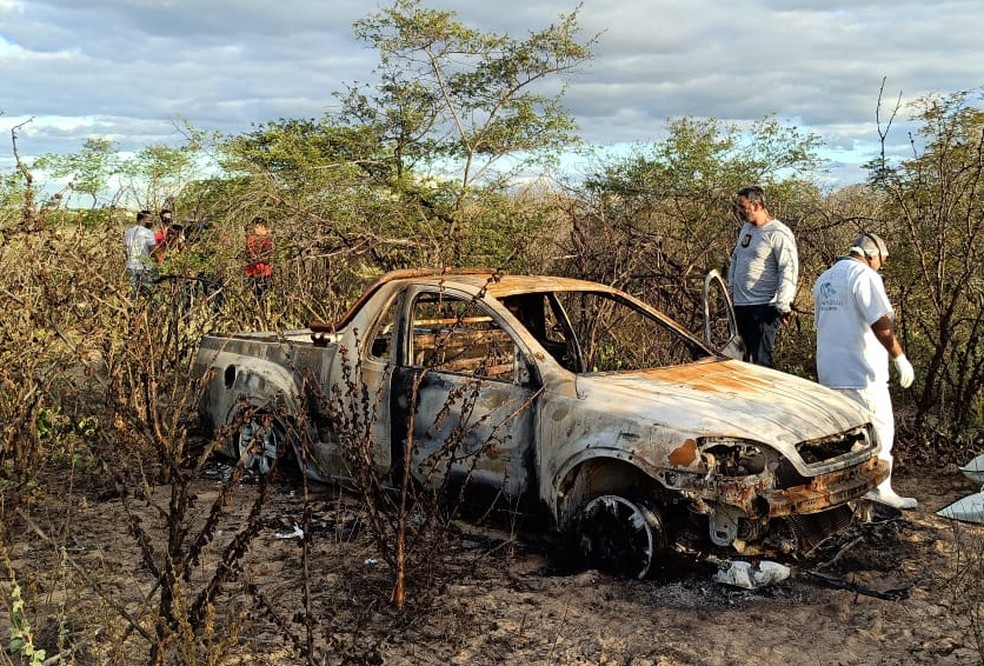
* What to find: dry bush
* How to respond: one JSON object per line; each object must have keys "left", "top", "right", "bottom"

{"left": 0, "top": 202, "right": 323, "bottom": 663}
{"left": 0, "top": 196, "right": 519, "bottom": 663}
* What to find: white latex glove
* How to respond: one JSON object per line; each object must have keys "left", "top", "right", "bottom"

{"left": 893, "top": 354, "right": 914, "bottom": 388}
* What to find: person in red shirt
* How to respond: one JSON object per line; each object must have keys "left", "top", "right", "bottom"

{"left": 152, "top": 209, "right": 183, "bottom": 266}
{"left": 245, "top": 216, "right": 273, "bottom": 302}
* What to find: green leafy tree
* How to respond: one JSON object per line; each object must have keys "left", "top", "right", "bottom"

{"left": 119, "top": 139, "right": 203, "bottom": 212}
{"left": 342, "top": 0, "right": 595, "bottom": 264}
{"left": 34, "top": 137, "right": 121, "bottom": 208}
{"left": 218, "top": 117, "right": 440, "bottom": 274}
{"left": 200, "top": 1, "right": 595, "bottom": 316}
{"left": 568, "top": 116, "right": 824, "bottom": 334}
{"left": 0, "top": 170, "right": 25, "bottom": 214}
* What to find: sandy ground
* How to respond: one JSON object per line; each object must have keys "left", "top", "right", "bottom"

{"left": 5, "top": 462, "right": 984, "bottom": 666}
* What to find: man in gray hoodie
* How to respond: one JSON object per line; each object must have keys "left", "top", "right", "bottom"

{"left": 727, "top": 186, "right": 799, "bottom": 368}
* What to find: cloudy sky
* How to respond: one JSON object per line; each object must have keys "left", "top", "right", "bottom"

{"left": 2, "top": 0, "right": 982, "bottom": 188}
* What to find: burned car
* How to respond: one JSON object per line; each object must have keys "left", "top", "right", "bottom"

{"left": 195, "top": 269, "right": 887, "bottom": 577}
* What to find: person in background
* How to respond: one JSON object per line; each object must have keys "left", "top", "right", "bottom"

{"left": 245, "top": 216, "right": 273, "bottom": 303}
{"left": 727, "top": 186, "right": 799, "bottom": 368}
{"left": 123, "top": 210, "right": 157, "bottom": 299}
{"left": 153, "top": 209, "right": 183, "bottom": 266}
{"left": 813, "top": 232, "right": 916, "bottom": 510}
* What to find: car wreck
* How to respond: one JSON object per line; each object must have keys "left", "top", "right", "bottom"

{"left": 195, "top": 268, "right": 888, "bottom": 577}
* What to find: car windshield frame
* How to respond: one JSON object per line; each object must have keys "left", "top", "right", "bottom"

{"left": 499, "top": 288, "right": 716, "bottom": 374}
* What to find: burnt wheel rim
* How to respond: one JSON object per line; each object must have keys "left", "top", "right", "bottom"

{"left": 579, "top": 495, "right": 663, "bottom": 579}
{"left": 237, "top": 418, "right": 282, "bottom": 476}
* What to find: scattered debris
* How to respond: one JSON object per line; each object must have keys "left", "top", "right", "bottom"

{"left": 275, "top": 523, "right": 304, "bottom": 540}
{"left": 201, "top": 461, "right": 234, "bottom": 482}
{"left": 802, "top": 569, "right": 915, "bottom": 601}
{"left": 712, "top": 559, "right": 791, "bottom": 589}
{"left": 855, "top": 500, "right": 903, "bottom": 524}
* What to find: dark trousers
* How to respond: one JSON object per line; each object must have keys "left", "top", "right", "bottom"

{"left": 128, "top": 268, "right": 157, "bottom": 300}
{"left": 734, "top": 304, "right": 781, "bottom": 368}
{"left": 250, "top": 275, "right": 272, "bottom": 303}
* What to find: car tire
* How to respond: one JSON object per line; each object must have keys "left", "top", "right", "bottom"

{"left": 578, "top": 494, "right": 665, "bottom": 579}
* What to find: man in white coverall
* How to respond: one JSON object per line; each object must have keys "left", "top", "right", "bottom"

{"left": 813, "top": 233, "right": 917, "bottom": 510}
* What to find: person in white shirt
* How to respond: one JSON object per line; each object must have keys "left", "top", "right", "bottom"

{"left": 123, "top": 210, "right": 158, "bottom": 299}
{"left": 728, "top": 186, "right": 799, "bottom": 368}
{"left": 813, "top": 232, "right": 916, "bottom": 510}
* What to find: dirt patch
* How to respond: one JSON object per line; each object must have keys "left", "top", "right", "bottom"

{"left": 4, "top": 464, "right": 983, "bottom": 665}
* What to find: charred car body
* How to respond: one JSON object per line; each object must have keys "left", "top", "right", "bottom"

{"left": 195, "top": 269, "right": 888, "bottom": 577}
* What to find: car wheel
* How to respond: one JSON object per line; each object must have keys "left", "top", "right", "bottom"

{"left": 236, "top": 415, "right": 284, "bottom": 477}
{"left": 578, "top": 494, "right": 665, "bottom": 579}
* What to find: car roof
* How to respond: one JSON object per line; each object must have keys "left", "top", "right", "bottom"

{"left": 399, "top": 271, "right": 621, "bottom": 298}
{"left": 312, "top": 268, "right": 625, "bottom": 333}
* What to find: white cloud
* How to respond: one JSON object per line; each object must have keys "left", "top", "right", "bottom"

{"left": 1, "top": 0, "right": 983, "bottom": 187}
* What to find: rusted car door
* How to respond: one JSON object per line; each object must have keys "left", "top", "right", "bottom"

{"left": 703, "top": 269, "right": 743, "bottom": 359}
{"left": 356, "top": 289, "right": 406, "bottom": 476}
{"left": 389, "top": 287, "right": 538, "bottom": 505}
{"left": 302, "top": 290, "right": 403, "bottom": 481}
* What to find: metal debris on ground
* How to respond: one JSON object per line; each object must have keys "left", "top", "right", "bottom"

{"left": 801, "top": 569, "right": 915, "bottom": 601}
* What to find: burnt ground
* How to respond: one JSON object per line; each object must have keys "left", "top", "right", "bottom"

{"left": 4, "top": 462, "right": 984, "bottom": 666}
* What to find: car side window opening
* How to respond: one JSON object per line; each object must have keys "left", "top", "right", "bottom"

{"left": 366, "top": 294, "right": 402, "bottom": 363}
{"left": 502, "top": 293, "right": 581, "bottom": 372}
{"left": 552, "top": 291, "right": 709, "bottom": 372}
{"left": 410, "top": 292, "right": 527, "bottom": 383}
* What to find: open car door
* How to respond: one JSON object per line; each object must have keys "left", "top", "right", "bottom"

{"left": 702, "top": 269, "right": 743, "bottom": 360}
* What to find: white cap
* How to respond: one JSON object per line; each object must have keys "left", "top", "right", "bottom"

{"left": 850, "top": 233, "right": 889, "bottom": 260}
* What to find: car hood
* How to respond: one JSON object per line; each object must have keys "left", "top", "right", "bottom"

{"left": 575, "top": 358, "right": 870, "bottom": 448}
